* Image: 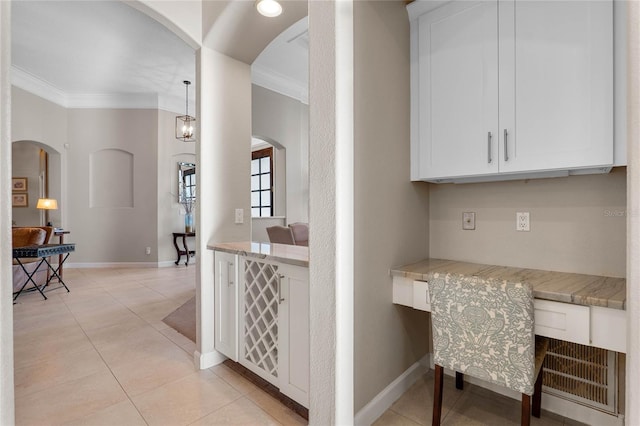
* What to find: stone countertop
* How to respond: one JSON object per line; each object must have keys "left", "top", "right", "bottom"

{"left": 391, "top": 258, "right": 626, "bottom": 310}
{"left": 208, "top": 241, "right": 308, "bottom": 268}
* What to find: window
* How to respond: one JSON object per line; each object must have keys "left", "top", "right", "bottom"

{"left": 251, "top": 147, "right": 273, "bottom": 217}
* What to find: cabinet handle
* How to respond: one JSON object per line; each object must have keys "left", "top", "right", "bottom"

{"left": 227, "top": 263, "right": 233, "bottom": 286}
{"left": 504, "top": 129, "right": 509, "bottom": 162}
{"left": 487, "top": 132, "right": 492, "bottom": 163}
{"left": 277, "top": 274, "right": 285, "bottom": 304}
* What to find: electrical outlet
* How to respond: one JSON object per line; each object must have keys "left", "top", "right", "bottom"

{"left": 516, "top": 212, "right": 530, "bottom": 232}
{"left": 145, "top": 247, "right": 151, "bottom": 255}
{"left": 462, "top": 212, "right": 475, "bottom": 230}
{"left": 235, "top": 208, "right": 244, "bottom": 224}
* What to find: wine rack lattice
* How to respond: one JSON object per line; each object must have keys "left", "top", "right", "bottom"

{"left": 243, "top": 259, "right": 279, "bottom": 381}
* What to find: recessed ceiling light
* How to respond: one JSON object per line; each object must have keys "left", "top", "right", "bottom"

{"left": 256, "top": 0, "right": 282, "bottom": 17}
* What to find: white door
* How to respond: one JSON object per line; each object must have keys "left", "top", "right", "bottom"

{"left": 277, "top": 263, "right": 309, "bottom": 408}
{"left": 417, "top": 0, "right": 499, "bottom": 179}
{"left": 498, "top": 0, "right": 613, "bottom": 173}
{"left": 213, "top": 251, "right": 238, "bottom": 361}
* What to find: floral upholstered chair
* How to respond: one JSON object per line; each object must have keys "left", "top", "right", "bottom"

{"left": 427, "top": 272, "right": 547, "bottom": 426}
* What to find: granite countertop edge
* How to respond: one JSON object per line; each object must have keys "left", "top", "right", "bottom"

{"left": 390, "top": 259, "right": 626, "bottom": 310}
{"left": 207, "top": 242, "right": 309, "bottom": 268}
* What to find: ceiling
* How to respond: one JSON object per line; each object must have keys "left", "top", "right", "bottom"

{"left": 11, "top": 0, "right": 309, "bottom": 110}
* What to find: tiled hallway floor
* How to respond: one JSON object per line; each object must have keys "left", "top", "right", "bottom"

{"left": 13, "top": 267, "right": 585, "bottom": 425}
{"left": 12, "top": 267, "right": 306, "bottom": 426}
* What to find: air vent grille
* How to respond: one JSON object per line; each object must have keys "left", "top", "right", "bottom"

{"left": 542, "top": 338, "right": 616, "bottom": 413}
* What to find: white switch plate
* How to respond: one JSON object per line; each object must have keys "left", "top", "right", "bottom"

{"left": 462, "top": 212, "right": 475, "bottom": 230}
{"left": 235, "top": 208, "right": 244, "bottom": 224}
{"left": 516, "top": 212, "right": 530, "bottom": 231}
{"left": 145, "top": 247, "right": 151, "bottom": 255}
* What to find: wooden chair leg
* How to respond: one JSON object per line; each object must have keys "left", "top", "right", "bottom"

{"left": 455, "top": 371, "right": 464, "bottom": 390}
{"left": 433, "top": 365, "right": 444, "bottom": 426}
{"left": 532, "top": 366, "right": 543, "bottom": 418}
{"left": 521, "top": 393, "right": 531, "bottom": 426}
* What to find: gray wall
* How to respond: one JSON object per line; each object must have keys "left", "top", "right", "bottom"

{"left": 12, "top": 87, "right": 196, "bottom": 265}
{"left": 430, "top": 167, "right": 627, "bottom": 278}
{"left": 353, "top": 0, "right": 431, "bottom": 413}
{"left": 252, "top": 85, "right": 309, "bottom": 224}
{"left": 66, "top": 108, "right": 159, "bottom": 263}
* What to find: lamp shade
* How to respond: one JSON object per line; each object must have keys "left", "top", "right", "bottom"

{"left": 36, "top": 198, "right": 58, "bottom": 210}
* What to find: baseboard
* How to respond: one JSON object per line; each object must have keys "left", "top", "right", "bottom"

{"left": 354, "top": 354, "right": 431, "bottom": 426}
{"left": 65, "top": 261, "right": 196, "bottom": 269}
{"left": 355, "top": 358, "right": 623, "bottom": 426}
{"left": 65, "top": 262, "right": 159, "bottom": 268}
{"left": 194, "top": 350, "right": 227, "bottom": 370}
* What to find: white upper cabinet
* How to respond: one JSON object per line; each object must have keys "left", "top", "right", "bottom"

{"left": 410, "top": 0, "right": 614, "bottom": 182}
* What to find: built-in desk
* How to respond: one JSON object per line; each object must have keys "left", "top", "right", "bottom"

{"left": 391, "top": 259, "right": 626, "bottom": 353}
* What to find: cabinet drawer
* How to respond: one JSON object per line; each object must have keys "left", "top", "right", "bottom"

{"left": 534, "top": 300, "right": 590, "bottom": 345}
{"left": 412, "top": 280, "right": 431, "bottom": 311}
{"left": 392, "top": 276, "right": 414, "bottom": 308}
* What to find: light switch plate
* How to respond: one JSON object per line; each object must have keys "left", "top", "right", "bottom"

{"left": 462, "top": 212, "right": 475, "bottom": 230}
{"left": 235, "top": 208, "right": 244, "bottom": 224}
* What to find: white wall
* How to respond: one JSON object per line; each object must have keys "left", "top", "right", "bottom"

{"left": 353, "top": 0, "right": 431, "bottom": 413}
{"left": 430, "top": 168, "right": 627, "bottom": 277}
{"left": 0, "top": 2, "right": 14, "bottom": 423}
{"left": 252, "top": 85, "right": 309, "bottom": 224}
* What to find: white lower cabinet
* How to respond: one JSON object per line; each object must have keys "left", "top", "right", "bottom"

{"left": 214, "top": 251, "right": 238, "bottom": 361}
{"left": 218, "top": 252, "right": 309, "bottom": 408}
{"left": 277, "top": 263, "right": 310, "bottom": 407}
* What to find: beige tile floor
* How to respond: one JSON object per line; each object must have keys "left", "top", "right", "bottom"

{"left": 13, "top": 267, "right": 584, "bottom": 426}
{"left": 13, "top": 266, "right": 306, "bottom": 426}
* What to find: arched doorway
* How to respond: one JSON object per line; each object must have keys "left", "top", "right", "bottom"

{"left": 11, "top": 140, "right": 62, "bottom": 228}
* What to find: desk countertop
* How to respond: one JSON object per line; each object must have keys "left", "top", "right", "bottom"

{"left": 208, "top": 241, "right": 308, "bottom": 267}
{"left": 391, "top": 258, "right": 626, "bottom": 310}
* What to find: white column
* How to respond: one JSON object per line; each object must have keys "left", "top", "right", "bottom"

{"left": 0, "top": 1, "right": 15, "bottom": 424}
{"left": 308, "top": 0, "right": 355, "bottom": 423}
{"left": 194, "top": 46, "right": 252, "bottom": 369}
{"left": 626, "top": 1, "right": 640, "bottom": 423}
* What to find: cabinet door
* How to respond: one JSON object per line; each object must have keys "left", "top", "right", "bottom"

{"left": 277, "top": 263, "right": 309, "bottom": 408}
{"left": 416, "top": 1, "right": 499, "bottom": 179}
{"left": 498, "top": 0, "right": 613, "bottom": 173}
{"left": 214, "top": 251, "right": 238, "bottom": 361}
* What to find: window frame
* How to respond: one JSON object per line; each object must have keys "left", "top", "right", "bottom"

{"left": 251, "top": 147, "right": 274, "bottom": 217}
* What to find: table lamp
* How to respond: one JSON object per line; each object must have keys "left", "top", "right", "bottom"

{"left": 36, "top": 198, "right": 58, "bottom": 226}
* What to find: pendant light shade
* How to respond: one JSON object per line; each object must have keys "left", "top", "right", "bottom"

{"left": 176, "top": 80, "right": 196, "bottom": 142}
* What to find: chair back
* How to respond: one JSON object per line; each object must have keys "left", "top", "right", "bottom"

{"left": 266, "top": 225, "right": 295, "bottom": 245}
{"left": 12, "top": 226, "right": 53, "bottom": 248}
{"left": 427, "top": 272, "right": 536, "bottom": 395}
{"left": 289, "top": 222, "right": 309, "bottom": 246}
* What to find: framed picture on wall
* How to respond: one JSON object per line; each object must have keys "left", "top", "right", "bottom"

{"left": 12, "top": 177, "right": 28, "bottom": 192}
{"left": 12, "top": 193, "right": 28, "bottom": 208}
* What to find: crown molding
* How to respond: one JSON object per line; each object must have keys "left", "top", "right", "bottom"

{"left": 11, "top": 65, "right": 194, "bottom": 112}
{"left": 11, "top": 66, "right": 69, "bottom": 107}
{"left": 251, "top": 63, "right": 308, "bottom": 105}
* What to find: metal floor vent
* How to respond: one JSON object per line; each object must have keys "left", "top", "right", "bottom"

{"left": 242, "top": 259, "right": 279, "bottom": 382}
{"left": 542, "top": 338, "right": 617, "bottom": 414}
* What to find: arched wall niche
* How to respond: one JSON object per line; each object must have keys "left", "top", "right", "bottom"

{"left": 11, "top": 140, "right": 63, "bottom": 227}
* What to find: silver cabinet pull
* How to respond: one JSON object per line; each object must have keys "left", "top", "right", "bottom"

{"left": 227, "top": 263, "right": 234, "bottom": 286}
{"left": 487, "top": 132, "right": 492, "bottom": 163}
{"left": 504, "top": 129, "right": 509, "bottom": 162}
{"left": 277, "top": 274, "right": 285, "bottom": 304}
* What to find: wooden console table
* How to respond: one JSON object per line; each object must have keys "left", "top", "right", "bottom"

{"left": 173, "top": 232, "right": 195, "bottom": 266}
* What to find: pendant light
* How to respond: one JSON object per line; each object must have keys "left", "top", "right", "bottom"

{"left": 176, "top": 80, "right": 196, "bottom": 142}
